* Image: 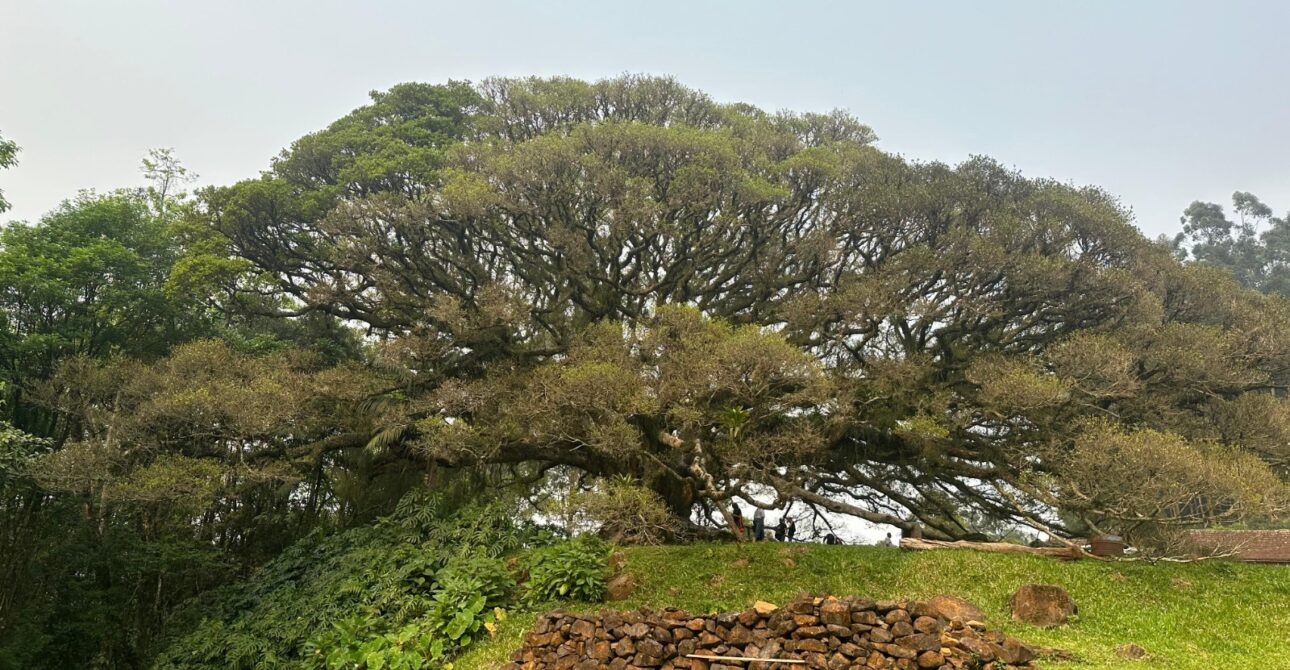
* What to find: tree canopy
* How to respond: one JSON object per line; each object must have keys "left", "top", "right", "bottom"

{"left": 182, "top": 76, "right": 1290, "bottom": 544}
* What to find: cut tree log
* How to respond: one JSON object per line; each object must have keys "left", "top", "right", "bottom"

{"left": 900, "top": 538, "right": 1088, "bottom": 559}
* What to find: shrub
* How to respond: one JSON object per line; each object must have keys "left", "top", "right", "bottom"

{"left": 525, "top": 536, "right": 609, "bottom": 604}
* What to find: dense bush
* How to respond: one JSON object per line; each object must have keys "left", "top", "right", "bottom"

{"left": 524, "top": 536, "right": 610, "bottom": 604}
{"left": 152, "top": 490, "right": 613, "bottom": 670}
{"left": 152, "top": 494, "right": 530, "bottom": 670}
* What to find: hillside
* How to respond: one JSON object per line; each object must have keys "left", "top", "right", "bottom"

{"left": 456, "top": 542, "right": 1290, "bottom": 670}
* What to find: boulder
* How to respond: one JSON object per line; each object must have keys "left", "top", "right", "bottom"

{"left": 606, "top": 573, "right": 638, "bottom": 601}
{"left": 1009, "top": 584, "right": 1077, "bottom": 628}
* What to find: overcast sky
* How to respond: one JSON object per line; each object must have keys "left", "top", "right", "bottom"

{"left": 2, "top": 0, "right": 1287, "bottom": 239}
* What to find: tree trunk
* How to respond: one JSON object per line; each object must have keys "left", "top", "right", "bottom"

{"left": 650, "top": 471, "right": 696, "bottom": 521}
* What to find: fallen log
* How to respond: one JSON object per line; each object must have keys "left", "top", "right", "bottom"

{"left": 900, "top": 537, "right": 1088, "bottom": 559}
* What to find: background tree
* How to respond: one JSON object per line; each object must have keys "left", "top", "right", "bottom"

{"left": 0, "top": 130, "right": 17, "bottom": 213}
{"left": 0, "top": 151, "right": 367, "bottom": 667}
{"left": 0, "top": 193, "right": 203, "bottom": 432}
{"left": 1171, "top": 191, "right": 1290, "bottom": 296}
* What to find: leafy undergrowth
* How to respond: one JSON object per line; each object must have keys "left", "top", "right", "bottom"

{"left": 455, "top": 542, "right": 1290, "bottom": 670}
{"left": 151, "top": 494, "right": 609, "bottom": 670}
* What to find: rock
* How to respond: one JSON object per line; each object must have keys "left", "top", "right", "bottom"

{"left": 912, "top": 616, "right": 942, "bottom": 635}
{"left": 608, "top": 551, "right": 626, "bottom": 573}
{"left": 1116, "top": 643, "right": 1148, "bottom": 659}
{"left": 796, "top": 625, "right": 827, "bottom": 638}
{"left": 925, "top": 595, "right": 986, "bottom": 623}
{"left": 906, "top": 633, "right": 941, "bottom": 652}
{"left": 570, "top": 618, "right": 596, "bottom": 639}
{"left": 606, "top": 573, "right": 638, "bottom": 601}
{"left": 622, "top": 622, "right": 650, "bottom": 639}
{"left": 753, "top": 600, "right": 779, "bottom": 615}
{"left": 839, "top": 641, "right": 866, "bottom": 658}
{"left": 797, "top": 638, "right": 828, "bottom": 653}
{"left": 1009, "top": 584, "right": 1077, "bottom": 628}
{"left": 852, "top": 610, "right": 881, "bottom": 626}
{"left": 999, "top": 636, "right": 1037, "bottom": 664}
{"left": 727, "top": 623, "right": 753, "bottom": 644}
{"left": 820, "top": 599, "right": 851, "bottom": 626}
{"left": 888, "top": 644, "right": 918, "bottom": 660}
{"left": 959, "top": 636, "right": 995, "bottom": 661}
{"left": 885, "top": 608, "right": 911, "bottom": 625}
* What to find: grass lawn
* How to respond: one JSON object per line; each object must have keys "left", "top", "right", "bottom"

{"left": 455, "top": 542, "right": 1290, "bottom": 670}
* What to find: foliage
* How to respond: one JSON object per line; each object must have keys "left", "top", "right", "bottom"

{"left": 574, "top": 478, "right": 682, "bottom": 545}
{"left": 524, "top": 536, "right": 609, "bottom": 604}
{"left": 154, "top": 494, "right": 528, "bottom": 670}
{"left": 0, "top": 420, "right": 50, "bottom": 488}
{"left": 1052, "top": 421, "right": 1288, "bottom": 552}
{"left": 0, "top": 192, "right": 206, "bottom": 428}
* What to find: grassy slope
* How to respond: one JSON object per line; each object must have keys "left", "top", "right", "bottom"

{"left": 457, "top": 542, "right": 1290, "bottom": 670}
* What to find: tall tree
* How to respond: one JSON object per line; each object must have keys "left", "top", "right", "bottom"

{"left": 186, "top": 76, "right": 1289, "bottom": 547}
{"left": 1172, "top": 191, "right": 1290, "bottom": 296}
{"left": 0, "top": 193, "right": 201, "bottom": 432}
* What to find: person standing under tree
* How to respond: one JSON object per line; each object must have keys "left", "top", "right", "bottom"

{"left": 774, "top": 517, "right": 786, "bottom": 541}
{"left": 787, "top": 517, "right": 797, "bottom": 541}
{"left": 731, "top": 504, "right": 746, "bottom": 540}
{"left": 753, "top": 507, "right": 766, "bottom": 541}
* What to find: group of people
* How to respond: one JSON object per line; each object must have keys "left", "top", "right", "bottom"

{"left": 729, "top": 504, "right": 795, "bottom": 542}
{"left": 728, "top": 504, "right": 901, "bottom": 548}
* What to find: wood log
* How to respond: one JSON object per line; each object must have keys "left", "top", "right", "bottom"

{"left": 900, "top": 537, "right": 1086, "bottom": 559}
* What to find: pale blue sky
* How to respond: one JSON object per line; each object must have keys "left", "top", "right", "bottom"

{"left": 2, "top": 0, "right": 1287, "bottom": 238}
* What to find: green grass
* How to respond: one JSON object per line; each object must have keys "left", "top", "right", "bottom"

{"left": 455, "top": 542, "right": 1290, "bottom": 670}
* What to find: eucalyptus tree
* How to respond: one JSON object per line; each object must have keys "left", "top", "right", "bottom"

{"left": 1172, "top": 191, "right": 1290, "bottom": 297}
